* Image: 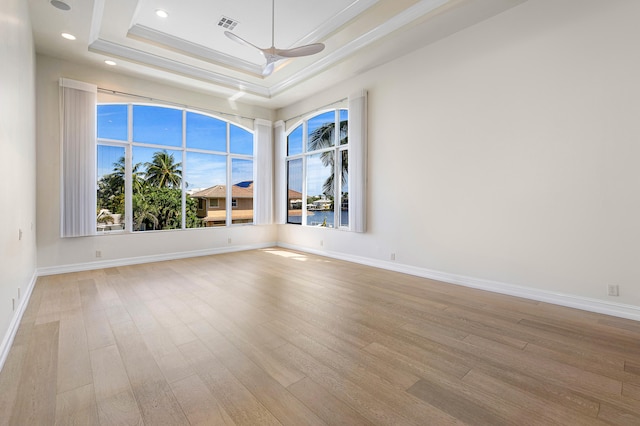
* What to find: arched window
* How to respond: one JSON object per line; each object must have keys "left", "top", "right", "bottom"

{"left": 285, "top": 109, "right": 349, "bottom": 228}
{"left": 96, "top": 104, "right": 254, "bottom": 232}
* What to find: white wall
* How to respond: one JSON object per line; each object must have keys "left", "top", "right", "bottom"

{"left": 36, "top": 55, "right": 277, "bottom": 272}
{"left": 0, "top": 0, "right": 37, "bottom": 349}
{"left": 277, "top": 0, "right": 640, "bottom": 310}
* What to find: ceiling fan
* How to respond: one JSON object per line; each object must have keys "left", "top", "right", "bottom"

{"left": 224, "top": 0, "right": 325, "bottom": 77}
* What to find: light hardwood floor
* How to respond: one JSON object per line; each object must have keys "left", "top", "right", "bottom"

{"left": 1, "top": 248, "right": 639, "bottom": 425}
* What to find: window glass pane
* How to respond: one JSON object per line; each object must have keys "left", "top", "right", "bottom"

{"left": 132, "top": 147, "right": 182, "bottom": 231}
{"left": 185, "top": 152, "right": 226, "bottom": 228}
{"left": 97, "top": 145, "right": 126, "bottom": 232}
{"left": 97, "top": 105, "right": 128, "bottom": 141}
{"left": 133, "top": 105, "right": 182, "bottom": 147}
{"left": 231, "top": 158, "right": 253, "bottom": 224}
{"left": 339, "top": 109, "right": 348, "bottom": 146}
{"left": 306, "top": 152, "right": 335, "bottom": 228}
{"left": 95, "top": 103, "right": 257, "bottom": 233}
{"left": 287, "top": 126, "right": 303, "bottom": 156}
{"left": 307, "top": 111, "right": 335, "bottom": 152}
{"left": 287, "top": 159, "right": 303, "bottom": 224}
{"left": 230, "top": 124, "right": 253, "bottom": 155}
{"left": 186, "top": 112, "right": 226, "bottom": 152}
{"left": 340, "top": 150, "right": 349, "bottom": 227}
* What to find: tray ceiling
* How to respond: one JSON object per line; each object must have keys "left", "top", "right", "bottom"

{"left": 28, "top": 0, "right": 527, "bottom": 107}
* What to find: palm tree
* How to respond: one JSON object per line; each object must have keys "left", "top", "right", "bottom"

{"left": 308, "top": 118, "right": 348, "bottom": 196}
{"left": 111, "top": 156, "right": 145, "bottom": 193}
{"left": 144, "top": 150, "right": 182, "bottom": 188}
{"left": 97, "top": 156, "right": 143, "bottom": 215}
{"left": 132, "top": 193, "right": 159, "bottom": 231}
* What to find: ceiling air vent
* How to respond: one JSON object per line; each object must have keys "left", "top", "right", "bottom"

{"left": 218, "top": 16, "right": 238, "bottom": 31}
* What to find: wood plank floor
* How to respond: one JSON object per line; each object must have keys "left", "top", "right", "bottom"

{"left": 1, "top": 248, "right": 639, "bottom": 425}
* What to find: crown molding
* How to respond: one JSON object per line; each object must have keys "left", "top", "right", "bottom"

{"left": 90, "top": 0, "right": 451, "bottom": 100}
{"left": 128, "top": 24, "right": 264, "bottom": 76}
{"left": 270, "top": 0, "right": 450, "bottom": 96}
{"left": 293, "top": 0, "right": 381, "bottom": 47}
{"left": 89, "top": 0, "right": 105, "bottom": 45}
{"left": 89, "top": 38, "right": 271, "bottom": 97}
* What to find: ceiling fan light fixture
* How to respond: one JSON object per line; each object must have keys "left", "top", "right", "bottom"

{"left": 50, "top": 0, "right": 71, "bottom": 11}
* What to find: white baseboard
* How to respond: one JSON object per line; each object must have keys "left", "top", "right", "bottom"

{"left": 277, "top": 242, "right": 640, "bottom": 322}
{"left": 0, "top": 271, "right": 38, "bottom": 373}
{"left": 38, "top": 242, "right": 277, "bottom": 276}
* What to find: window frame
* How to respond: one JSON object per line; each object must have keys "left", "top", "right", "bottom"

{"left": 285, "top": 108, "right": 349, "bottom": 230}
{"left": 96, "top": 102, "right": 255, "bottom": 233}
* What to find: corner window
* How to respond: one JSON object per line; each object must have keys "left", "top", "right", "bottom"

{"left": 285, "top": 109, "right": 348, "bottom": 228}
{"left": 97, "top": 104, "right": 254, "bottom": 232}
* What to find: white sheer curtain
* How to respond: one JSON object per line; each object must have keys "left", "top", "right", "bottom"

{"left": 59, "top": 78, "right": 97, "bottom": 237}
{"left": 348, "top": 90, "right": 367, "bottom": 233}
{"left": 274, "top": 120, "right": 287, "bottom": 224}
{"left": 253, "top": 119, "right": 273, "bottom": 225}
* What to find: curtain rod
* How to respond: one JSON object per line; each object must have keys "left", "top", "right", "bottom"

{"left": 97, "top": 87, "right": 256, "bottom": 122}
{"left": 283, "top": 97, "right": 348, "bottom": 124}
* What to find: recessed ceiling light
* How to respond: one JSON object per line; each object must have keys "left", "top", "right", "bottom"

{"left": 155, "top": 9, "right": 169, "bottom": 18}
{"left": 61, "top": 33, "right": 76, "bottom": 40}
{"left": 50, "top": 0, "right": 71, "bottom": 11}
{"left": 104, "top": 60, "right": 117, "bottom": 66}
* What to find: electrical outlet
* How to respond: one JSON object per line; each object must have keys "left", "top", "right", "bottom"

{"left": 607, "top": 284, "right": 619, "bottom": 297}
{"left": 95, "top": 250, "right": 102, "bottom": 258}
{"left": 228, "top": 237, "right": 232, "bottom": 244}
{"left": 320, "top": 240, "right": 324, "bottom": 247}
{"left": 390, "top": 253, "right": 396, "bottom": 261}
{"left": 12, "top": 298, "right": 15, "bottom": 311}
{"left": 18, "top": 229, "right": 22, "bottom": 240}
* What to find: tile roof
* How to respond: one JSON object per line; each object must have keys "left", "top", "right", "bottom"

{"left": 191, "top": 182, "right": 254, "bottom": 199}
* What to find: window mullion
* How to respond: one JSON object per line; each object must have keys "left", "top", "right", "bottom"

{"left": 334, "top": 147, "right": 340, "bottom": 228}
{"left": 301, "top": 120, "right": 308, "bottom": 227}
{"left": 181, "top": 109, "right": 186, "bottom": 230}
{"left": 125, "top": 103, "right": 133, "bottom": 233}
{"left": 226, "top": 123, "right": 232, "bottom": 226}
{"left": 333, "top": 111, "right": 340, "bottom": 228}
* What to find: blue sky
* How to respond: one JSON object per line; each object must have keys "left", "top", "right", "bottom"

{"left": 287, "top": 109, "right": 348, "bottom": 196}
{"left": 97, "top": 104, "right": 253, "bottom": 189}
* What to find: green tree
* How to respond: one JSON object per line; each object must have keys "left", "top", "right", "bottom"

{"left": 132, "top": 191, "right": 159, "bottom": 231}
{"left": 133, "top": 186, "right": 202, "bottom": 231}
{"left": 146, "top": 187, "right": 182, "bottom": 230}
{"left": 144, "top": 150, "right": 182, "bottom": 188}
{"left": 97, "top": 157, "right": 125, "bottom": 215}
{"left": 308, "top": 119, "right": 348, "bottom": 196}
{"left": 98, "top": 156, "right": 146, "bottom": 216}
{"left": 98, "top": 151, "right": 202, "bottom": 231}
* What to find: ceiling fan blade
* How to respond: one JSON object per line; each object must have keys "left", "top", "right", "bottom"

{"left": 275, "top": 43, "right": 325, "bottom": 58}
{"left": 224, "top": 31, "right": 262, "bottom": 51}
{"left": 224, "top": 0, "right": 325, "bottom": 77}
